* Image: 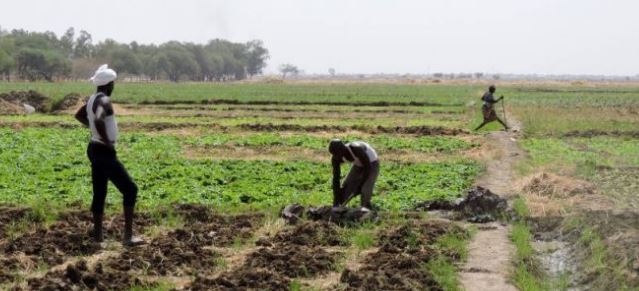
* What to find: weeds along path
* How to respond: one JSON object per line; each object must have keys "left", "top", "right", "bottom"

{"left": 460, "top": 117, "right": 524, "bottom": 291}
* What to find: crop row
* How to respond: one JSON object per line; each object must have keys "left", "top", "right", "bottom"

{"left": 0, "top": 82, "right": 481, "bottom": 105}
{"left": 0, "top": 114, "right": 467, "bottom": 130}
{"left": 186, "top": 132, "right": 475, "bottom": 153}
{"left": 0, "top": 128, "right": 480, "bottom": 210}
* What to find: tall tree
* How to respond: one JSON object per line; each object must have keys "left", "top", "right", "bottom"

{"left": 246, "top": 40, "right": 269, "bottom": 77}
{"left": 60, "top": 27, "right": 75, "bottom": 58}
{"left": 74, "top": 30, "right": 92, "bottom": 58}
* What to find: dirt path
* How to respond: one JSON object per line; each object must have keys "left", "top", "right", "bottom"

{"left": 460, "top": 118, "right": 524, "bottom": 291}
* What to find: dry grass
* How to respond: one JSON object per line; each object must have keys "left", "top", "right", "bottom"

{"left": 516, "top": 172, "right": 615, "bottom": 216}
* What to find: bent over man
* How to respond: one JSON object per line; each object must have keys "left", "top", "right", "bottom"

{"left": 75, "top": 64, "right": 144, "bottom": 246}
{"left": 329, "top": 139, "right": 380, "bottom": 211}
{"left": 475, "top": 85, "right": 508, "bottom": 131}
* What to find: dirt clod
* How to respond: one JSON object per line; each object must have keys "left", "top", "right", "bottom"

{"left": 306, "top": 206, "right": 378, "bottom": 225}
{"left": 0, "top": 90, "right": 50, "bottom": 112}
{"left": 271, "top": 221, "right": 347, "bottom": 247}
{"left": 338, "top": 220, "right": 460, "bottom": 290}
{"left": 26, "top": 260, "right": 149, "bottom": 291}
{"left": 188, "top": 268, "right": 291, "bottom": 291}
{"left": 245, "top": 245, "right": 341, "bottom": 278}
{"left": 415, "top": 186, "right": 507, "bottom": 222}
{"left": 51, "top": 93, "right": 86, "bottom": 112}
{"left": 107, "top": 228, "right": 220, "bottom": 276}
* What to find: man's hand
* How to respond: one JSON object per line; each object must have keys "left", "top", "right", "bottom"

{"left": 75, "top": 105, "right": 89, "bottom": 127}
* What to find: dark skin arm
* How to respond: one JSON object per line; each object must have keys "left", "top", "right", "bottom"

{"left": 350, "top": 145, "right": 372, "bottom": 193}
{"left": 75, "top": 105, "right": 89, "bottom": 127}
{"left": 331, "top": 156, "right": 342, "bottom": 194}
{"left": 487, "top": 95, "right": 504, "bottom": 104}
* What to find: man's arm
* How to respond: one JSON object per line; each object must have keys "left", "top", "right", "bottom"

{"left": 94, "top": 98, "right": 115, "bottom": 145}
{"left": 75, "top": 105, "right": 89, "bottom": 127}
{"left": 332, "top": 157, "right": 342, "bottom": 193}
{"left": 351, "top": 146, "right": 371, "bottom": 193}
{"left": 489, "top": 95, "right": 504, "bottom": 104}
{"left": 331, "top": 157, "right": 343, "bottom": 206}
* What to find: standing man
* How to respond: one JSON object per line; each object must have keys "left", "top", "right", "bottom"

{"left": 474, "top": 85, "right": 509, "bottom": 131}
{"left": 75, "top": 64, "right": 144, "bottom": 246}
{"left": 329, "top": 139, "right": 380, "bottom": 211}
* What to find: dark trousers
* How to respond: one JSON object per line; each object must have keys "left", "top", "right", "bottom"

{"left": 87, "top": 142, "right": 138, "bottom": 214}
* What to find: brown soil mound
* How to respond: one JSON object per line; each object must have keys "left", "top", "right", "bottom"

{"left": 270, "top": 221, "right": 347, "bottom": 247}
{"left": 51, "top": 93, "right": 85, "bottom": 112}
{"left": 25, "top": 260, "right": 149, "bottom": 291}
{"left": 0, "top": 256, "right": 36, "bottom": 284}
{"left": 106, "top": 228, "right": 220, "bottom": 276}
{"left": 173, "top": 203, "right": 216, "bottom": 222}
{"left": 340, "top": 252, "right": 442, "bottom": 291}
{"left": 0, "top": 90, "right": 50, "bottom": 112}
{"left": 377, "top": 220, "right": 457, "bottom": 252}
{"left": 240, "top": 123, "right": 466, "bottom": 136}
{"left": 3, "top": 221, "right": 100, "bottom": 266}
{"left": 2, "top": 209, "right": 152, "bottom": 266}
{"left": 521, "top": 172, "right": 596, "bottom": 198}
{"left": 0, "top": 98, "right": 22, "bottom": 114}
{"left": 244, "top": 245, "right": 341, "bottom": 278}
{"left": 56, "top": 209, "right": 153, "bottom": 240}
{"left": 415, "top": 187, "right": 508, "bottom": 222}
{"left": 338, "top": 220, "right": 464, "bottom": 290}
{"left": 188, "top": 268, "right": 291, "bottom": 291}
{"left": 181, "top": 213, "right": 264, "bottom": 247}
{"left": 373, "top": 125, "right": 467, "bottom": 135}
{"left": 305, "top": 206, "right": 379, "bottom": 225}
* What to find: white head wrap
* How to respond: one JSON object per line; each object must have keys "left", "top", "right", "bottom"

{"left": 90, "top": 64, "right": 117, "bottom": 86}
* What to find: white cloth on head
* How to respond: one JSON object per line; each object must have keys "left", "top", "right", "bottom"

{"left": 90, "top": 64, "right": 117, "bottom": 86}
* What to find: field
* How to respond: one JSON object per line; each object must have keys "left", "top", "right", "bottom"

{"left": 1, "top": 81, "right": 639, "bottom": 290}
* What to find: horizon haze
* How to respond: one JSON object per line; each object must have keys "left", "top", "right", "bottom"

{"left": 1, "top": 0, "right": 638, "bottom": 76}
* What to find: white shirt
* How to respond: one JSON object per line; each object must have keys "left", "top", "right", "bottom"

{"left": 344, "top": 141, "right": 378, "bottom": 167}
{"left": 87, "top": 93, "right": 118, "bottom": 144}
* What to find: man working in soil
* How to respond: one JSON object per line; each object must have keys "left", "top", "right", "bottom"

{"left": 474, "top": 85, "right": 509, "bottom": 131}
{"left": 329, "top": 139, "right": 380, "bottom": 212}
{"left": 75, "top": 64, "right": 144, "bottom": 246}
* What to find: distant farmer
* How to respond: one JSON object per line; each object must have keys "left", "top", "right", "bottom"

{"left": 75, "top": 64, "right": 144, "bottom": 246}
{"left": 474, "top": 85, "right": 509, "bottom": 131}
{"left": 329, "top": 139, "right": 380, "bottom": 212}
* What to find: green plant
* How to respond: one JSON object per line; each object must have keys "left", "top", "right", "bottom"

{"left": 425, "top": 258, "right": 461, "bottom": 291}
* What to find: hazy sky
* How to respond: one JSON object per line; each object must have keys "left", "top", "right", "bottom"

{"left": 1, "top": 0, "right": 638, "bottom": 75}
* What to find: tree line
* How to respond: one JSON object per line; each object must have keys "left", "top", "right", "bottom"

{"left": 0, "top": 27, "right": 269, "bottom": 82}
